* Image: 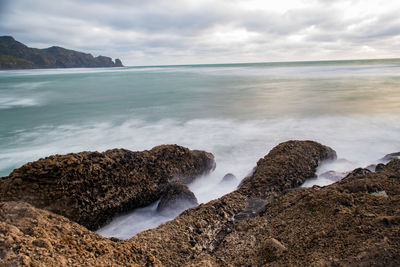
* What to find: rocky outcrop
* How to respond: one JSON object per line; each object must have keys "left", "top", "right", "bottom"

{"left": 157, "top": 182, "right": 198, "bottom": 215}
{"left": 0, "top": 145, "right": 215, "bottom": 230}
{"left": 0, "top": 201, "right": 156, "bottom": 266}
{"left": 2, "top": 140, "right": 400, "bottom": 266}
{"left": 0, "top": 36, "right": 123, "bottom": 69}
{"left": 203, "top": 158, "right": 400, "bottom": 266}
{"left": 127, "top": 140, "right": 336, "bottom": 265}
{"left": 238, "top": 140, "right": 337, "bottom": 199}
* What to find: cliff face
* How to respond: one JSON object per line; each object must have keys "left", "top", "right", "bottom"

{"left": 0, "top": 36, "right": 123, "bottom": 69}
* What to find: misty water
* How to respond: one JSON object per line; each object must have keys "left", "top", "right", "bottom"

{"left": 1, "top": 59, "right": 400, "bottom": 238}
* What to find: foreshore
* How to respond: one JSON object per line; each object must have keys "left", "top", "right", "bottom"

{"left": 0, "top": 140, "right": 399, "bottom": 266}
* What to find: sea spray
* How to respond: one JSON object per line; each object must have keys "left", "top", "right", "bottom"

{"left": 1, "top": 60, "right": 400, "bottom": 238}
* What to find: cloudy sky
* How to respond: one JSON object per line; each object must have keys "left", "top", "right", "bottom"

{"left": 1, "top": 0, "right": 400, "bottom": 66}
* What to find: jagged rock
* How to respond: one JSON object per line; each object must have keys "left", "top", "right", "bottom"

{"left": 128, "top": 140, "right": 337, "bottom": 265}
{"left": 342, "top": 168, "right": 371, "bottom": 180}
{"left": 261, "top": 238, "right": 288, "bottom": 262}
{"left": 0, "top": 201, "right": 156, "bottom": 266}
{"left": 375, "top": 163, "right": 386, "bottom": 172}
{"left": 219, "top": 173, "right": 237, "bottom": 185}
{"left": 238, "top": 140, "right": 337, "bottom": 199}
{"left": 157, "top": 182, "right": 198, "bottom": 215}
{"left": 114, "top": 58, "right": 123, "bottom": 67}
{"left": 3, "top": 140, "right": 400, "bottom": 266}
{"left": 0, "top": 145, "right": 215, "bottom": 230}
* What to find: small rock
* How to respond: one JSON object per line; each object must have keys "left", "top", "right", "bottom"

{"left": 261, "top": 238, "right": 287, "bottom": 262}
{"left": 375, "top": 163, "right": 386, "bottom": 172}
{"left": 342, "top": 168, "right": 371, "bottom": 180}
{"left": 157, "top": 182, "right": 198, "bottom": 215}
{"left": 220, "top": 173, "right": 237, "bottom": 185}
{"left": 32, "top": 238, "right": 53, "bottom": 250}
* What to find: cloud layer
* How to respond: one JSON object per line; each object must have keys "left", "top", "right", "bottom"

{"left": 1, "top": 0, "right": 400, "bottom": 65}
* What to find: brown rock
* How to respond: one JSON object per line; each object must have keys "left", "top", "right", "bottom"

{"left": 261, "top": 238, "right": 287, "bottom": 262}
{"left": 0, "top": 145, "right": 215, "bottom": 230}
{"left": 156, "top": 182, "right": 198, "bottom": 215}
{"left": 238, "top": 140, "right": 337, "bottom": 199}
{"left": 127, "top": 140, "right": 337, "bottom": 265}
{"left": 0, "top": 201, "right": 156, "bottom": 266}
{"left": 3, "top": 140, "right": 400, "bottom": 266}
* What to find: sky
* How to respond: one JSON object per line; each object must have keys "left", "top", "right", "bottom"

{"left": 1, "top": 0, "right": 400, "bottom": 66}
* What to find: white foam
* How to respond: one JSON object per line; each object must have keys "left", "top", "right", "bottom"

{"left": 1, "top": 115, "right": 399, "bottom": 238}
{"left": 0, "top": 97, "right": 40, "bottom": 109}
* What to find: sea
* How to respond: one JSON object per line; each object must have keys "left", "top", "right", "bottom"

{"left": 1, "top": 59, "right": 400, "bottom": 238}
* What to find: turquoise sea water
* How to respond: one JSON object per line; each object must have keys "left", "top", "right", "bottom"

{"left": 1, "top": 59, "right": 400, "bottom": 237}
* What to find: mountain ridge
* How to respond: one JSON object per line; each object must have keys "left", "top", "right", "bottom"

{"left": 0, "top": 36, "right": 123, "bottom": 69}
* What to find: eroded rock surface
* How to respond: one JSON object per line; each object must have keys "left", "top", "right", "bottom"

{"left": 0, "top": 145, "right": 215, "bottom": 230}
{"left": 238, "top": 140, "right": 337, "bottom": 199}
{"left": 0, "top": 201, "right": 157, "bottom": 266}
{"left": 2, "top": 141, "right": 399, "bottom": 266}
{"left": 127, "top": 140, "right": 337, "bottom": 265}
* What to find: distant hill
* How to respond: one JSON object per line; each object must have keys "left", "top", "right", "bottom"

{"left": 0, "top": 36, "right": 123, "bottom": 69}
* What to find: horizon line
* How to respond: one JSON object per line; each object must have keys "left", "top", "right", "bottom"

{"left": 127, "top": 57, "right": 400, "bottom": 68}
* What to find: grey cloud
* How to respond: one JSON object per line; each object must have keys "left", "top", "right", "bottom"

{"left": 1, "top": 0, "right": 399, "bottom": 65}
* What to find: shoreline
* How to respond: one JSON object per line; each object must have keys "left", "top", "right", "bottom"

{"left": 1, "top": 140, "right": 399, "bottom": 265}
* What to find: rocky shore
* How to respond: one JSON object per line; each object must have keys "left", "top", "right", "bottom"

{"left": 1, "top": 140, "right": 399, "bottom": 266}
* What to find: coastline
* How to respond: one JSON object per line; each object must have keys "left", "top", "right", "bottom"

{"left": 1, "top": 140, "right": 399, "bottom": 265}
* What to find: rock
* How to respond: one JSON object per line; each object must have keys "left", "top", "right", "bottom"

{"left": 0, "top": 201, "right": 156, "bottom": 266}
{"left": 219, "top": 173, "right": 237, "bottom": 185}
{"left": 238, "top": 140, "right": 337, "bottom": 199}
{"left": 342, "top": 168, "right": 371, "bottom": 180}
{"left": 380, "top": 152, "right": 400, "bottom": 163}
{"left": 114, "top": 58, "right": 123, "bottom": 67}
{"left": 261, "top": 238, "right": 287, "bottom": 262}
{"left": 0, "top": 145, "right": 215, "bottom": 230}
{"left": 4, "top": 140, "right": 400, "bottom": 266}
{"left": 157, "top": 182, "right": 198, "bottom": 215}
{"left": 128, "top": 140, "right": 337, "bottom": 266}
{"left": 375, "top": 163, "right": 386, "bottom": 172}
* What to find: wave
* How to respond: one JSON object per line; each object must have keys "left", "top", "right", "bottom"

{"left": 1, "top": 115, "right": 399, "bottom": 238}
{"left": 0, "top": 97, "right": 40, "bottom": 109}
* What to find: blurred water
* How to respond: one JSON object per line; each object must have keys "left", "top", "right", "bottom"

{"left": 1, "top": 59, "right": 400, "bottom": 238}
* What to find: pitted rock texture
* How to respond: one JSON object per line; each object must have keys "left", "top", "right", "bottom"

{"left": 238, "top": 140, "right": 337, "bottom": 199}
{"left": 0, "top": 201, "right": 158, "bottom": 266}
{"left": 127, "top": 140, "right": 337, "bottom": 265}
{"left": 4, "top": 141, "right": 399, "bottom": 266}
{"left": 0, "top": 145, "right": 215, "bottom": 230}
